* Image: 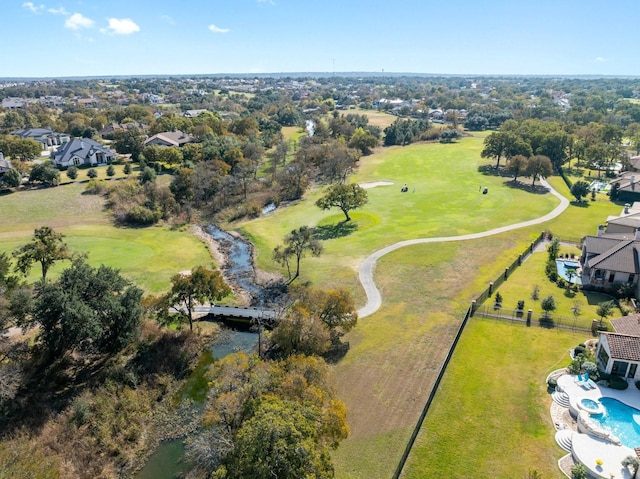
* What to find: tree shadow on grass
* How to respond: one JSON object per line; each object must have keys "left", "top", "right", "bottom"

{"left": 503, "top": 180, "right": 550, "bottom": 195}
{"left": 478, "top": 164, "right": 510, "bottom": 177}
{"left": 313, "top": 221, "right": 357, "bottom": 241}
{"left": 323, "top": 339, "right": 350, "bottom": 364}
{"left": 569, "top": 200, "right": 591, "bottom": 208}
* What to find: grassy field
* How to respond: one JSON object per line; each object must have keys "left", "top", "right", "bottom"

{"left": 402, "top": 319, "right": 583, "bottom": 479}
{"left": 337, "top": 107, "right": 398, "bottom": 129}
{"left": 0, "top": 179, "right": 211, "bottom": 292}
{"left": 236, "top": 134, "right": 627, "bottom": 478}
{"left": 241, "top": 136, "right": 558, "bottom": 302}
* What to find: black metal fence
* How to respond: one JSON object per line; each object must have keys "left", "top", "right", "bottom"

{"left": 392, "top": 305, "right": 473, "bottom": 479}
{"left": 471, "top": 231, "right": 546, "bottom": 312}
{"left": 393, "top": 231, "right": 548, "bottom": 478}
{"left": 472, "top": 305, "right": 593, "bottom": 333}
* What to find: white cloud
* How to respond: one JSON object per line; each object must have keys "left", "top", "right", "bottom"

{"left": 103, "top": 18, "right": 140, "bottom": 35}
{"left": 22, "top": 2, "right": 45, "bottom": 14}
{"left": 257, "top": 0, "right": 275, "bottom": 4}
{"left": 595, "top": 56, "right": 607, "bottom": 62}
{"left": 208, "top": 24, "right": 230, "bottom": 33}
{"left": 48, "top": 6, "right": 68, "bottom": 15}
{"left": 65, "top": 12, "right": 94, "bottom": 30}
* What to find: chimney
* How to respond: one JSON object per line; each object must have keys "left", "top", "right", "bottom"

{"left": 597, "top": 224, "right": 605, "bottom": 237}
{"left": 636, "top": 227, "right": 640, "bottom": 241}
{"left": 625, "top": 203, "right": 631, "bottom": 214}
{"left": 632, "top": 176, "right": 636, "bottom": 191}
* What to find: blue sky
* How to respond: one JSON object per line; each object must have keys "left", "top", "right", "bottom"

{"left": 2, "top": 0, "right": 639, "bottom": 78}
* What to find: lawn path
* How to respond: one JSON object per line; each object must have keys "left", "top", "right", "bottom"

{"left": 357, "top": 178, "right": 570, "bottom": 317}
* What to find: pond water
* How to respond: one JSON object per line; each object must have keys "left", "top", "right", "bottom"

{"left": 135, "top": 440, "right": 187, "bottom": 479}
{"left": 136, "top": 224, "right": 268, "bottom": 478}
{"left": 135, "top": 327, "right": 258, "bottom": 478}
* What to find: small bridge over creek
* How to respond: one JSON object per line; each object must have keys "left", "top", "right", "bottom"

{"left": 193, "top": 305, "right": 278, "bottom": 322}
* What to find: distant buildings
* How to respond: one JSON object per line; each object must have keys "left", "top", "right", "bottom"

{"left": 11, "top": 128, "right": 70, "bottom": 150}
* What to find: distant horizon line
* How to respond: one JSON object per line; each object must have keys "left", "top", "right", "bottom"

{"left": 2, "top": 71, "right": 640, "bottom": 81}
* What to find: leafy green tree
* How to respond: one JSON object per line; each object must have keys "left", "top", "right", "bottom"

{"left": 123, "top": 163, "right": 132, "bottom": 175}
{"left": 87, "top": 168, "right": 98, "bottom": 179}
{"left": 525, "top": 155, "right": 553, "bottom": 187}
{"left": 162, "top": 266, "right": 231, "bottom": 331}
{"left": 596, "top": 300, "right": 615, "bottom": 323}
{"left": 439, "top": 128, "right": 461, "bottom": 143}
{"left": 270, "top": 303, "right": 331, "bottom": 356}
{"left": 139, "top": 166, "right": 156, "bottom": 184}
{"left": 13, "top": 226, "right": 69, "bottom": 280}
{"left": 547, "top": 238, "right": 560, "bottom": 261}
{"left": 348, "top": 127, "right": 378, "bottom": 155}
{"left": 197, "top": 353, "right": 349, "bottom": 478}
{"left": 571, "top": 180, "right": 590, "bottom": 202}
{"left": 230, "top": 398, "right": 334, "bottom": 479}
{"left": 316, "top": 288, "right": 358, "bottom": 338}
{"left": 66, "top": 165, "right": 78, "bottom": 180}
{"left": 273, "top": 226, "right": 323, "bottom": 283}
{"left": 541, "top": 295, "right": 556, "bottom": 319}
{"left": 0, "top": 168, "right": 22, "bottom": 188}
{"left": 33, "top": 256, "right": 143, "bottom": 355}
{"left": 113, "top": 128, "right": 145, "bottom": 161}
{"left": 316, "top": 183, "right": 368, "bottom": 222}
{"left": 481, "top": 131, "right": 510, "bottom": 169}
{"left": 169, "top": 167, "right": 195, "bottom": 204}
{"left": 507, "top": 155, "right": 528, "bottom": 182}
{"left": 106, "top": 164, "right": 116, "bottom": 177}
{"left": 29, "top": 162, "right": 60, "bottom": 186}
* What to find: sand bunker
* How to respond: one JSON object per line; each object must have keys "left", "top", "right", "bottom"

{"left": 359, "top": 181, "right": 394, "bottom": 189}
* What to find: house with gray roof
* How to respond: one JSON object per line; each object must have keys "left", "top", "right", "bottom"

{"left": 144, "top": 130, "right": 197, "bottom": 148}
{"left": 596, "top": 315, "right": 640, "bottom": 379}
{"left": 580, "top": 225, "right": 640, "bottom": 297}
{"left": 50, "top": 139, "right": 116, "bottom": 168}
{"left": 11, "top": 127, "right": 70, "bottom": 151}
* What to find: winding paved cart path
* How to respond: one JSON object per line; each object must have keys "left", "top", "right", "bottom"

{"left": 357, "top": 179, "right": 570, "bottom": 318}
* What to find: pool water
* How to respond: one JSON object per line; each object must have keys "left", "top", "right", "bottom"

{"left": 580, "top": 398, "right": 602, "bottom": 413}
{"left": 555, "top": 259, "right": 582, "bottom": 285}
{"left": 592, "top": 397, "right": 640, "bottom": 448}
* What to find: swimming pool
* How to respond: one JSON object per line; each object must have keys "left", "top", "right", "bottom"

{"left": 592, "top": 397, "right": 640, "bottom": 448}
{"left": 589, "top": 180, "right": 610, "bottom": 192}
{"left": 555, "top": 259, "right": 582, "bottom": 285}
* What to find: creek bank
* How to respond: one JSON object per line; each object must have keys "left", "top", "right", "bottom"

{"left": 135, "top": 326, "right": 259, "bottom": 479}
{"left": 191, "top": 224, "right": 284, "bottom": 308}
{"left": 136, "top": 224, "right": 274, "bottom": 478}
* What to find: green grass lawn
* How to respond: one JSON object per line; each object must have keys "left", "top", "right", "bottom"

{"left": 336, "top": 107, "right": 398, "bottom": 129}
{"left": 402, "top": 319, "right": 582, "bottom": 479}
{"left": 241, "top": 136, "right": 559, "bottom": 300}
{"left": 491, "top": 249, "right": 620, "bottom": 329}
{"left": 236, "top": 136, "right": 627, "bottom": 478}
{"left": 0, "top": 180, "right": 211, "bottom": 293}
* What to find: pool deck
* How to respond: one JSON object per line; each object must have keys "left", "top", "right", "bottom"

{"left": 554, "top": 374, "right": 640, "bottom": 479}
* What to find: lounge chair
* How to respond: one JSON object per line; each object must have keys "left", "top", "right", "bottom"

{"left": 584, "top": 373, "right": 597, "bottom": 389}
{"left": 574, "top": 374, "right": 584, "bottom": 384}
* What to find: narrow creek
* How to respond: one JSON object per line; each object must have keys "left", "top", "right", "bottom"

{"left": 135, "top": 224, "right": 265, "bottom": 478}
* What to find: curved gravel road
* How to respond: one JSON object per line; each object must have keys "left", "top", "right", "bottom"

{"left": 357, "top": 179, "right": 570, "bottom": 318}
